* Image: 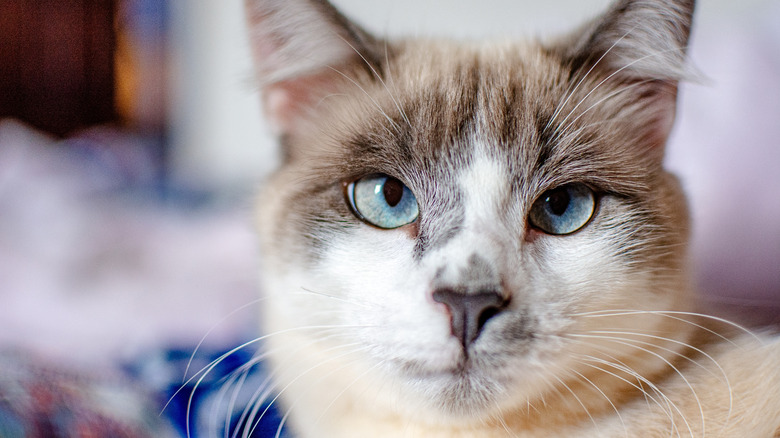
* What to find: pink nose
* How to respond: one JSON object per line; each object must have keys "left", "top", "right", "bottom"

{"left": 432, "top": 288, "right": 509, "bottom": 348}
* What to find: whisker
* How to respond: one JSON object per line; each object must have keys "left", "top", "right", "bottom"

{"left": 183, "top": 297, "right": 267, "bottom": 384}
{"left": 490, "top": 400, "right": 515, "bottom": 437}
{"left": 165, "top": 324, "right": 371, "bottom": 437}
{"left": 578, "top": 347, "right": 693, "bottom": 437}
{"left": 203, "top": 359, "right": 266, "bottom": 438}
{"left": 272, "top": 353, "right": 378, "bottom": 438}
{"left": 574, "top": 327, "right": 735, "bottom": 428}
{"left": 572, "top": 333, "right": 705, "bottom": 435}
{"left": 229, "top": 353, "right": 284, "bottom": 438}
{"left": 274, "top": 409, "right": 293, "bottom": 438}
{"left": 553, "top": 79, "right": 652, "bottom": 142}
{"left": 574, "top": 310, "right": 759, "bottom": 344}
{"left": 165, "top": 338, "right": 269, "bottom": 438}
{"left": 579, "top": 329, "right": 730, "bottom": 379}
{"left": 574, "top": 354, "right": 684, "bottom": 438}
{"left": 567, "top": 366, "right": 628, "bottom": 438}
{"left": 550, "top": 46, "right": 688, "bottom": 143}
{"left": 528, "top": 396, "right": 542, "bottom": 415}
{"left": 381, "top": 39, "right": 412, "bottom": 128}
{"left": 335, "top": 34, "right": 412, "bottom": 130}
{"left": 549, "top": 368, "right": 600, "bottom": 433}
{"left": 315, "top": 92, "right": 350, "bottom": 110}
{"left": 245, "top": 344, "right": 371, "bottom": 438}
{"left": 297, "top": 287, "right": 375, "bottom": 309}
{"left": 230, "top": 334, "right": 362, "bottom": 438}
{"left": 545, "top": 26, "right": 637, "bottom": 133}
{"left": 325, "top": 64, "right": 402, "bottom": 134}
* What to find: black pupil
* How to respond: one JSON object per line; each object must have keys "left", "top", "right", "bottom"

{"left": 383, "top": 178, "right": 404, "bottom": 207}
{"left": 546, "top": 188, "right": 570, "bottom": 216}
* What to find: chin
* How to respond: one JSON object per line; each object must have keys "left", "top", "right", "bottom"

{"left": 387, "top": 344, "right": 554, "bottom": 423}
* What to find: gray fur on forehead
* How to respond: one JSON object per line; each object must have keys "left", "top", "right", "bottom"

{"left": 273, "top": 40, "right": 673, "bottom": 261}
{"left": 299, "top": 40, "right": 665, "bottom": 201}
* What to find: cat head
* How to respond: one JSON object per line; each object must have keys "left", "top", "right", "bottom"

{"left": 248, "top": 0, "right": 695, "bottom": 425}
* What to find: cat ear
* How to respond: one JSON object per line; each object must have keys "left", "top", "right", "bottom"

{"left": 559, "top": 0, "right": 695, "bottom": 80}
{"left": 245, "top": 0, "right": 383, "bottom": 135}
{"left": 551, "top": 0, "right": 695, "bottom": 146}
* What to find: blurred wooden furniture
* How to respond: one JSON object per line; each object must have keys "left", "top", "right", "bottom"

{"left": 0, "top": 0, "right": 116, "bottom": 136}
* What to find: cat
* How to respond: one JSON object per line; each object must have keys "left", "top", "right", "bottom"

{"left": 244, "top": 0, "right": 780, "bottom": 436}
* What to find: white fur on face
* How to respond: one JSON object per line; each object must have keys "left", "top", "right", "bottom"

{"left": 260, "top": 141, "right": 650, "bottom": 419}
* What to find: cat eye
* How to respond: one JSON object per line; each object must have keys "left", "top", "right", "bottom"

{"left": 346, "top": 174, "right": 419, "bottom": 229}
{"left": 528, "top": 184, "right": 596, "bottom": 235}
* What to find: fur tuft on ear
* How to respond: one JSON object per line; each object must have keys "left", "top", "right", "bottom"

{"left": 245, "top": 0, "right": 382, "bottom": 135}
{"left": 560, "top": 0, "right": 696, "bottom": 81}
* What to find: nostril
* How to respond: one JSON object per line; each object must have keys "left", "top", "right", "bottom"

{"left": 477, "top": 306, "right": 502, "bottom": 333}
{"left": 432, "top": 288, "right": 509, "bottom": 348}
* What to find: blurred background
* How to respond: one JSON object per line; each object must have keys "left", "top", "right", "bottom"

{"left": 0, "top": 0, "right": 778, "bottom": 434}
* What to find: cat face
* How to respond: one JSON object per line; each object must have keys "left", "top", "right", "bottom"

{"left": 249, "top": 0, "right": 695, "bottom": 425}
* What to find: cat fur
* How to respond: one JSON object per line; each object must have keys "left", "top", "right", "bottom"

{"left": 245, "top": 0, "right": 780, "bottom": 436}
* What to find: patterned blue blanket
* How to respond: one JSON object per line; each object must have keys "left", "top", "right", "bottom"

{"left": 0, "top": 346, "right": 287, "bottom": 438}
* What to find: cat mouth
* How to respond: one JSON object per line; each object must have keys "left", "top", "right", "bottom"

{"left": 406, "top": 361, "right": 511, "bottom": 416}
{"left": 400, "top": 349, "right": 500, "bottom": 382}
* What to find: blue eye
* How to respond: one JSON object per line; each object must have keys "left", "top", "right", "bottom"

{"left": 528, "top": 184, "right": 596, "bottom": 235}
{"left": 347, "top": 174, "right": 419, "bottom": 229}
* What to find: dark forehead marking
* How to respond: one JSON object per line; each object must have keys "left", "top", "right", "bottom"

{"left": 406, "top": 59, "right": 481, "bottom": 163}
{"left": 341, "top": 53, "right": 486, "bottom": 178}
{"left": 339, "top": 51, "right": 571, "bottom": 261}
{"left": 405, "top": 55, "right": 568, "bottom": 260}
{"left": 529, "top": 114, "right": 559, "bottom": 184}
{"left": 407, "top": 58, "right": 485, "bottom": 260}
{"left": 469, "top": 63, "right": 558, "bottom": 194}
{"left": 339, "top": 112, "right": 416, "bottom": 178}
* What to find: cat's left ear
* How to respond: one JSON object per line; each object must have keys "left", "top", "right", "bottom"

{"left": 245, "top": 0, "right": 383, "bottom": 136}
{"left": 551, "top": 0, "right": 696, "bottom": 147}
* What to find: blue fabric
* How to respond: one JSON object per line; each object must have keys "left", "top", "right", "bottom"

{"left": 127, "top": 346, "right": 289, "bottom": 438}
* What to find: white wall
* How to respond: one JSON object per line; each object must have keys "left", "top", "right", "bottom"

{"left": 168, "top": 0, "right": 274, "bottom": 193}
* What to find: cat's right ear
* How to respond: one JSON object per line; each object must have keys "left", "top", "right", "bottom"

{"left": 245, "top": 0, "right": 382, "bottom": 137}
{"left": 548, "top": 0, "right": 696, "bottom": 153}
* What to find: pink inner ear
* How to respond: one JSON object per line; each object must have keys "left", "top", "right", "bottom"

{"left": 264, "top": 72, "right": 345, "bottom": 135}
{"left": 264, "top": 85, "right": 297, "bottom": 134}
{"left": 645, "top": 82, "right": 679, "bottom": 150}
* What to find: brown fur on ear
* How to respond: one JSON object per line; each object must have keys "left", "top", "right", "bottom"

{"left": 245, "top": 0, "right": 384, "bottom": 135}
{"left": 547, "top": 0, "right": 695, "bottom": 153}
